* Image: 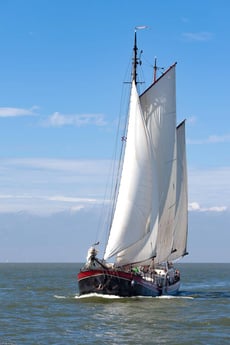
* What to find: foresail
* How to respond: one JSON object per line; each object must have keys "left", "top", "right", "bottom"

{"left": 104, "top": 81, "right": 159, "bottom": 264}
{"left": 169, "top": 121, "right": 188, "bottom": 261}
{"left": 140, "top": 64, "right": 177, "bottom": 263}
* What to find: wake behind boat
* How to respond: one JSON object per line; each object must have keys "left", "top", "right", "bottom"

{"left": 78, "top": 28, "right": 188, "bottom": 297}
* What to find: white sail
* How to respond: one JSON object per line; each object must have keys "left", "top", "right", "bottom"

{"left": 104, "top": 81, "right": 159, "bottom": 264}
{"left": 169, "top": 121, "right": 188, "bottom": 261}
{"left": 140, "top": 65, "right": 177, "bottom": 263}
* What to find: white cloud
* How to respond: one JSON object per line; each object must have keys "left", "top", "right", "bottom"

{"left": 0, "top": 107, "right": 108, "bottom": 129}
{"left": 182, "top": 31, "right": 213, "bottom": 42}
{"left": 2, "top": 157, "right": 110, "bottom": 174}
{"left": 188, "top": 202, "right": 227, "bottom": 213}
{"left": 47, "top": 195, "right": 104, "bottom": 204}
{"left": 0, "top": 106, "right": 38, "bottom": 117}
{"left": 69, "top": 205, "right": 85, "bottom": 213}
{"left": 207, "top": 134, "right": 230, "bottom": 143}
{"left": 0, "top": 194, "right": 33, "bottom": 200}
{"left": 48, "top": 196, "right": 93, "bottom": 202}
{"left": 42, "top": 112, "right": 107, "bottom": 127}
{"left": 187, "top": 133, "right": 230, "bottom": 144}
{"left": 188, "top": 202, "right": 200, "bottom": 211}
{"left": 0, "top": 193, "right": 106, "bottom": 216}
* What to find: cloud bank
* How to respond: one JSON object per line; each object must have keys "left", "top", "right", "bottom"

{"left": 0, "top": 158, "right": 113, "bottom": 215}
{"left": 0, "top": 158, "right": 229, "bottom": 215}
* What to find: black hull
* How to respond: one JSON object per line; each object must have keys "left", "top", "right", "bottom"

{"left": 78, "top": 269, "right": 180, "bottom": 297}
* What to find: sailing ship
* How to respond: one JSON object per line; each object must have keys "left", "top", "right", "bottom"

{"left": 78, "top": 29, "right": 188, "bottom": 297}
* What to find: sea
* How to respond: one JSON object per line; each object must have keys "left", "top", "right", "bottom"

{"left": 0, "top": 263, "right": 229, "bottom": 345}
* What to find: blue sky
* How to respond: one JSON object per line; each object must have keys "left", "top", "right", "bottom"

{"left": 0, "top": 0, "right": 230, "bottom": 262}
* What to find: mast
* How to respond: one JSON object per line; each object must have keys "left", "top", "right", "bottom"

{"left": 154, "top": 57, "right": 157, "bottom": 82}
{"left": 153, "top": 57, "right": 165, "bottom": 83}
{"left": 132, "top": 30, "right": 138, "bottom": 84}
{"left": 132, "top": 28, "right": 144, "bottom": 85}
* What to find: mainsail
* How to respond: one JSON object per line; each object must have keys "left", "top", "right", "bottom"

{"left": 104, "top": 62, "right": 187, "bottom": 266}
{"left": 140, "top": 64, "right": 177, "bottom": 264}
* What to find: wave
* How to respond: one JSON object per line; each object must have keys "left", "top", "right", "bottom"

{"left": 75, "top": 293, "right": 122, "bottom": 299}
{"left": 74, "top": 293, "right": 194, "bottom": 300}
{"left": 158, "top": 295, "right": 194, "bottom": 299}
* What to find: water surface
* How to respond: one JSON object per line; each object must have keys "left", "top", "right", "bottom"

{"left": 0, "top": 263, "right": 229, "bottom": 344}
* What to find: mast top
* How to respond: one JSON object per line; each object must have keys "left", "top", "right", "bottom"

{"left": 153, "top": 57, "right": 165, "bottom": 83}
{"left": 132, "top": 26, "right": 147, "bottom": 84}
{"left": 132, "top": 30, "right": 138, "bottom": 84}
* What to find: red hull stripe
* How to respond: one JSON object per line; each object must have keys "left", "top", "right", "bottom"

{"left": 78, "top": 270, "right": 137, "bottom": 281}
{"left": 77, "top": 269, "right": 168, "bottom": 291}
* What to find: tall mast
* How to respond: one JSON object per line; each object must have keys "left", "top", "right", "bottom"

{"left": 132, "top": 26, "right": 146, "bottom": 85}
{"left": 132, "top": 30, "right": 138, "bottom": 84}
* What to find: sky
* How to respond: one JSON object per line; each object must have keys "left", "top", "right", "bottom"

{"left": 0, "top": 0, "right": 230, "bottom": 263}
